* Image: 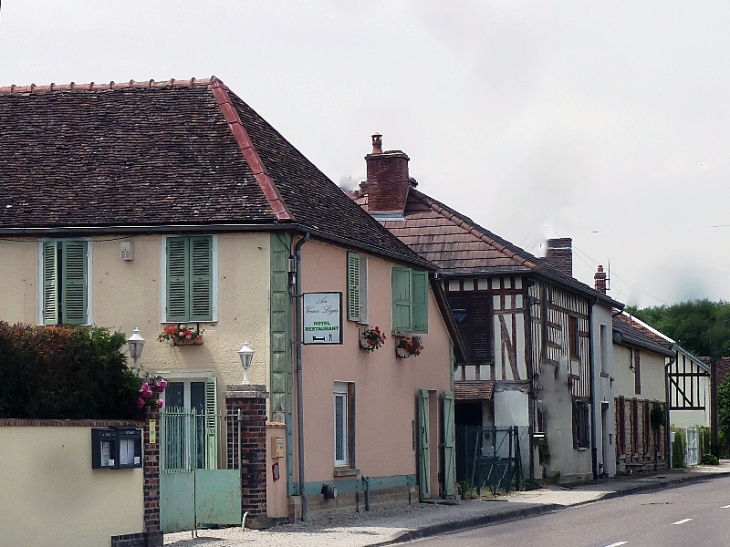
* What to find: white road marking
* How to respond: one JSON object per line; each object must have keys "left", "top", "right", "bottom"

{"left": 673, "top": 519, "right": 692, "bottom": 525}
{"left": 723, "top": 505, "right": 730, "bottom": 509}
{"left": 604, "top": 542, "right": 627, "bottom": 547}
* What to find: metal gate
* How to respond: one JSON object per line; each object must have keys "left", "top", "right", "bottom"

{"left": 458, "top": 425, "right": 524, "bottom": 494}
{"left": 159, "top": 409, "right": 242, "bottom": 533}
{"left": 685, "top": 427, "right": 699, "bottom": 466}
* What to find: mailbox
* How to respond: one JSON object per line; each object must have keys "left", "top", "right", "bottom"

{"left": 92, "top": 427, "right": 142, "bottom": 469}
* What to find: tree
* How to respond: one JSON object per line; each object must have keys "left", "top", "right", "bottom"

{"left": 626, "top": 299, "right": 730, "bottom": 360}
{"left": 717, "top": 374, "right": 730, "bottom": 443}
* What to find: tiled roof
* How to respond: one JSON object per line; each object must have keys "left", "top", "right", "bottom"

{"left": 0, "top": 77, "right": 429, "bottom": 267}
{"left": 612, "top": 313, "right": 675, "bottom": 357}
{"left": 454, "top": 380, "right": 495, "bottom": 401}
{"left": 357, "top": 186, "right": 622, "bottom": 305}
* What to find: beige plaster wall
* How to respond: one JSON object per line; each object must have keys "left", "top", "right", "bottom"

{"left": 0, "top": 426, "right": 144, "bottom": 547}
{"left": 0, "top": 234, "right": 272, "bottom": 391}
{"left": 0, "top": 239, "right": 39, "bottom": 323}
{"left": 297, "top": 240, "right": 452, "bottom": 488}
{"left": 613, "top": 344, "right": 666, "bottom": 402}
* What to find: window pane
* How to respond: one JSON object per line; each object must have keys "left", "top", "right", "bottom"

{"left": 166, "top": 382, "right": 184, "bottom": 410}
{"left": 335, "top": 394, "right": 345, "bottom": 462}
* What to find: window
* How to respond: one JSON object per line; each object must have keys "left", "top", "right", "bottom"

{"left": 573, "top": 399, "right": 590, "bottom": 449}
{"left": 160, "top": 375, "right": 218, "bottom": 470}
{"left": 165, "top": 236, "right": 214, "bottom": 322}
{"left": 633, "top": 349, "right": 641, "bottom": 394}
{"left": 41, "top": 240, "right": 90, "bottom": 325}
{"left": 347, "top": 252, "right": 368, "bottom": 323}
{"left": 600, "top": 324, "right": 608, "bottom": 375}
{"left": 447, "top": 292, "right": 492, "bottom": 363}
{"left": 391, "top": 267, "right": 428, "bottom": 333}
{"left": 334, "top": 381, "right": 355, "bottom": 468}
{"left": 568, "top": 316, "right": 580, "bottom": 360}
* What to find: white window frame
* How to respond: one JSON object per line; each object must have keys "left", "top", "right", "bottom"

{"left": 334, "top": 381, "right": 350, "bottom": 467}
{"left": 159, "top": 235, "right": 219, "bottom": 323}
{"left": 37, "top": 239, "right": 93, "bottom": 325}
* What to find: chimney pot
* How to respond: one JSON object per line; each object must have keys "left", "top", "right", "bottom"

{"left": 371, "top": 133, "right": 383, "bottom": 155}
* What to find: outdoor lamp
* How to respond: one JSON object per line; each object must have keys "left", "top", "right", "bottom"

{"left": 237, "top": 341, "right": 255, "bottom": 385}
{"left": 127, "top": 327, "right": 145, "bottom": 374}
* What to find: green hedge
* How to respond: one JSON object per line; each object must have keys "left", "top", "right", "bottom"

{"left": 0, "top": 323, "right": 142, "bottom": 419}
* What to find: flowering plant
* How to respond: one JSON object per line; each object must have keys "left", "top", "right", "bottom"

{"left": 136, "top": 374, "right": 167, "bottom": 410}
{"left": 360, "top": 325, "right": 387, "bottom": 352}
{"left": 158, "top": 323, "right": 204, "bottom": 344}
{"left": 396, "top": 336, "right": 423, "bottom": 357}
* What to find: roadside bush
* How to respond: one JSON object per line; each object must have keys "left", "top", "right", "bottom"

{"left": 702, "top": 453, "right": 719, "bottom": 465}
{"left": 672, "top": 429, "right": 686, "bottom": 468}
{"left": 0, "top": 322, "right": 141, "bottom": 419}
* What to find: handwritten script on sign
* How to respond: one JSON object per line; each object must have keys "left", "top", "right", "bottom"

{"left": 303, "top": 293, "right": 342, "bottom": 345}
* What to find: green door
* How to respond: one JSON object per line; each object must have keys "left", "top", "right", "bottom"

{"left": 418, "top": 389, "right": 431, "bottom": 500}
{"left": 442, "top": 391, "right": 456, "bottom": 498}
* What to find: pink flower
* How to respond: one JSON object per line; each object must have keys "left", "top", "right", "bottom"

{"left": 156, "top": 399, "right": 165, "bottom": 409}
{"left": 155, "top": 379, "right": 168, "bottom": 392}
{"left": 139, "top": 382, "right": 153, "bottom": 399}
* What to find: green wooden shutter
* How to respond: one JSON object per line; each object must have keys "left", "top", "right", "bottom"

{"left": 417, "top": 388, "right": 431, "bottom": 500}
{"left": 442, "top": 390, "right": 456, "bottom": 498}
{"left": 42, "top": 241, "right": 59, "bottom": 325}
{"left": 392, "top": 267, "right": 412, "bottom": 332}
{"left": 167, "top": 237, "right": 190, "bottom": 322}
{"left": 190, "top": 236, "right": 212, "bottom": 321}
{"left": 411, "top": 271, "right": 428, "bottom": 333}
{"left": 347, "top": 252, "right": 361, "bottom": 322}
{"left": 61, "top": 241, "right": 88, "bottom": 325}
{"left": 204, "top": 377, "right": 218, "bottom": 470}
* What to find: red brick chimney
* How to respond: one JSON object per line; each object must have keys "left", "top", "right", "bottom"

{"left": 545, "top": 238, "right": 572, "bottom": 276}
{"left": 594, "top": 264, "right": 607, "bottom": 294}
{"left": 360, "top": 133, "right": 410, "bottom": 214}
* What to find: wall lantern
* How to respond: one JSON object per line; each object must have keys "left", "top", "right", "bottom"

{"left": 237, "top": 341, "right": 255, "bottom": 385}
{"left": 127, "top": 327, "right": 145, "bottom": 374}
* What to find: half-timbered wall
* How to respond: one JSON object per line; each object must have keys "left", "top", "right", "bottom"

{"left": 528, "top": 281, "right": 591, "bottom": 399}
{"left": 668, "top": 350, "right": 710, "bottom": 429}
{"left": 447, "top": 276, "right": 530, "bottom": 383}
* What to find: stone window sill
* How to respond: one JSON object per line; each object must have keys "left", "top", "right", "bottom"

{"left": 333, "top": 467, "right": 359, "bottom": 478}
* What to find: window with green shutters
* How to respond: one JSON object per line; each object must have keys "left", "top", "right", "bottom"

{"left": 391, "top": 267, "right": 428, "bottom": 333}
{"left": 166, "top": 236, "right": 213, "bottom": 322}
{"left": 42, "top": 240, "right": 89, "bottom": 325}
{"left": 347, "top": 252, "right": 368, "bottom": 323}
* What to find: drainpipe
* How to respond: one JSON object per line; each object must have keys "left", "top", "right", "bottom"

{"left": 589, "top": 299, "right": 598, "bottom": 480}
{"left": 665, "top": 354, "right": 676, "bottom": 469}
{"left": 293, "top": 232, "right": 310, "bottom": 521}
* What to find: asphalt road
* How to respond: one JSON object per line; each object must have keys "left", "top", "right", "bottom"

{"left": 412, "top": 476, "right": 730, "bottom": 547}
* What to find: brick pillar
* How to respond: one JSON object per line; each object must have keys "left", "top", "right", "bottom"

{"left": 143, "top": 407, "right": 163, "bottom": 547}
{"left": 226, "top": 385, "right": 269, "bottom": 527}
{"left": 546, "top": 238, "right": 573, "bottom": 276}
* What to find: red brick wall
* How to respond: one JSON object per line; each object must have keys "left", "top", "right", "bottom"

{"left": 363, "top": 151, "right": 410, "bottom": 213}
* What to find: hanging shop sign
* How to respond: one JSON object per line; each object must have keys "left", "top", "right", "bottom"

{"left": 303, "top": 292, "right": 342, "bottom": 345}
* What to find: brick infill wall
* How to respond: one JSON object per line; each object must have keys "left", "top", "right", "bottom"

{"left": 226, "top": 385, "right": 269, "bottom": 526}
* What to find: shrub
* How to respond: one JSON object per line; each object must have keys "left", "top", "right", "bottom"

{"left": 0, "top": 322, "right": 142, "bottom": 419}
{"left": 702, "top": 453, "right": 719, "bottom": 465}
{"left": 672, "top": 429, "right": 686, "bottom": 468}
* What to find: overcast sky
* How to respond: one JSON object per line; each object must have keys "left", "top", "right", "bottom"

{"left": 1, "top": 1, "right": 727, "bottom": 308}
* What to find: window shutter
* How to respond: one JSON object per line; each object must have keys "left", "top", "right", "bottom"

{"left": 204, "top": 377, "right": 218, "bottom": 469}
{"left": 42, "top": 241, "right": 58, "bottom": 325}
{"left": 411, "top": 271, "right": 429, "bottom": 333}
{"left": 166, "top": 237, "right": 190, "bottom": 322}
{"left": 634, "top": 350, "right": 641, "bottom": 394}
{"left": 471, "top": 294, "right": 492, "bottom": 361}
{"left": 392, "top": 267, "right": 412, "bottom": 332}
{"left": 347, "top": 252, "right": 361, "bottom": 322}
{"left": 61, "top": 241, "right": 88, "bottom": 325}
{"left": 190, "top": 236, "right": 212, "bottom": 322}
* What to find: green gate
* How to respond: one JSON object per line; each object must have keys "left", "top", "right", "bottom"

{"left": 160, "top": 409, "right": 242, "bottom": 534}
{"left": 417, "top": 389, "right": 431, "bottom": 501}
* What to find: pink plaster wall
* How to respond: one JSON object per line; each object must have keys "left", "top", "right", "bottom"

{"left": 297, "top": 239, "right": 452, "bottom": 493}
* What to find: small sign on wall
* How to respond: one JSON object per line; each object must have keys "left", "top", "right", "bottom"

{"left": 303, "top": 293, "right": 342, "bottom": 345}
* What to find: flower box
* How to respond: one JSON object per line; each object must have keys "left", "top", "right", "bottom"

{"left": 173, "top": 337, "right": 204, "bottom": 346}
{"left": 359, "top": 325, "right": 386, "bottom": 352}
{"left": 396, "top": 347, "right": 411, "bottom": 358}
{"left": 395, "top": 336, "right": 423, "bottom": 358}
